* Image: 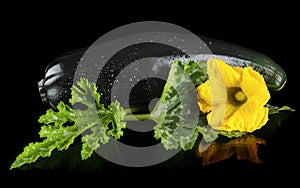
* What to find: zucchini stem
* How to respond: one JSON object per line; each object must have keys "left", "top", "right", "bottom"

{"left": 123, "top": 113, "right": 152, "bottom": 121}
{"left": 123, "top": 106, "right": 149, "bottom": 114}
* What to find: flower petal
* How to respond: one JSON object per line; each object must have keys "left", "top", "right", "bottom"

{"left": 206, "top": 103, "right": 239, "bottom": 130}
{"left": 208, "top": 58, "right": 243, "bottom": 88}
{"left": 224, "top": 103, "right": 240, "bottom": 120}
{"left": 241, "top": 67, "right": 270, "bottom": 107}
{"left": 197, "top": 58, "right": 270, "bottom": 133}
{"left": 222, "top": 103, "right": 269, "bottom": 132}
{"left": 197, "top": 81, "right": 212, "bottom": 113}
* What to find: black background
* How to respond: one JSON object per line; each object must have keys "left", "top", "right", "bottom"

{"left": 2, "top": 2, "right": 299, "bottom": 185}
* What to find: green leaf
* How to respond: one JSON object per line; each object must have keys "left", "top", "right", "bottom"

{"left": 153, "top": 60, "right": 207, "bottom": 150}
{"left": 267, "top": 104, "right": 295, "bottom": 114}
{"left": 200, "top": 127, "right": 219, "bottom": 143}
{"left": 152, "top": 59, "right": 247, "bottom": 147}
{"left": 70, "top": 78, "right": 101, "bottom": 107}
{"left": 10, "top": 140, "right": 56, "bottom": 170}
{"left": 106, "top": 101, "right": 127, "bottom": 139}
{"left": 218, "top": 130, "right": 246, "bottom": 138}
{"left": 39, "top": 125, "right": 78, "bottom": 150}
{"left": 81, "top": 125, "right": 110, "bottom": 160}
{"left": 11, "top": 78, "right": 127, "bottom": 169}
{"left": 10, "top": 125, "right": 79, "bottom": 169}
{"left": 154, "top": 123, "right": 179, "bottom": 150}
{"left": 70, "top": 78, "right": 126, "bottom": 159}
{"left": 183, "top": 60, "right": 207, "bottom": 86}
{"left": 38, "top": 102, "right": 75, "bottom": 126}
{"left": 70, "top": 78, "right": 126, "bottom": 138}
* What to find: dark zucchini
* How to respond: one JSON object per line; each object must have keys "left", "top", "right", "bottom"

{"left": 38, "top": 36, "right": 287, "bottom": 111}
{"left": 200, "top": 36, "right": 287, "bottom": 91}
{"left": 38, "top": 43, "right": 184, "bottom": 111}
{"left": 38, "top": 48, "right": 85, "bottom": 110}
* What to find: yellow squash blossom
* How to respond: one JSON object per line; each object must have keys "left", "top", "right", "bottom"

{"left": 197, "top": 58, "right": 270, "bottom": 132}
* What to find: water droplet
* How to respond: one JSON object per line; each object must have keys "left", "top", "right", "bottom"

{"left": 187, "top": 109, "right": 191, "bottom": 114}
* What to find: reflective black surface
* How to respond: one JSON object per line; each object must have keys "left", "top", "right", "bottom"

{"left": 3, "top": 7, "right": 299, "bottom": 185}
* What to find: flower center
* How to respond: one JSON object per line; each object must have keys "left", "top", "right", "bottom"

{"left": 234, "top": 91, "right": 246, "bottom": 102}
{"left": 228, "top": 87, "right": 248, "bottom": 106}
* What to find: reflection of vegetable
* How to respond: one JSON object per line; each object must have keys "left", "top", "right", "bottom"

{"left": 196, "top": 134, "right": 265, "bottom": 165}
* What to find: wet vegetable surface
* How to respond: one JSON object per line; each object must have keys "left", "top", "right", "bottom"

{"left": 4, "top": 14, "right": 298, "bottom": 184}
{"left": 39, "top": 36, "right": 287, "bottom": 112}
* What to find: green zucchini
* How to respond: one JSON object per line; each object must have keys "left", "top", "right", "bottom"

{"left": 39, "top": 37, "right": 287, "bottom": 110}
{"left": 196, "top": 36, "right": 287, "bottom": 91}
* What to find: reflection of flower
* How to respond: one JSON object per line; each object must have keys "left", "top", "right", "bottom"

{"left": 196, "top": 134, "right": 265, "bottom": 165}
{"left": 197, "top": 58, "right": 270, "bottom": 132}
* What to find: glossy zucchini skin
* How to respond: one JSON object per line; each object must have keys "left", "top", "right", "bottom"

{"left": 38, "top": 37, "right": 287, "bottom": 110}
{"left": 38, "top": 48, "right": 84, "bottom": 110}
{"left": 200, "top": 36, "right": 287, "bottom": 91}
{"left": 39, "top": 43, "right": 184, "bottom": 110}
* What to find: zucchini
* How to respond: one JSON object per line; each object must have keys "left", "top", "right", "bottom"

{"left": 200, "top": 36, "right": 287, "bottom": 91}
{"left": 38, "top": 43, "right": 184, "bottom": 110}
{"left": 38, "top": 37, "right": 287, "bottom": 110}
{"left": 38, "top": 48, "right": 85, "bottom": 110}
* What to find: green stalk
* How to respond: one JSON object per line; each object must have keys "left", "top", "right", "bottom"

{"left": 123, "top": 106, "right": 149, "bottom": 114}
{"left": 123, "top": 113, "right": 152, "bottom": 121}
